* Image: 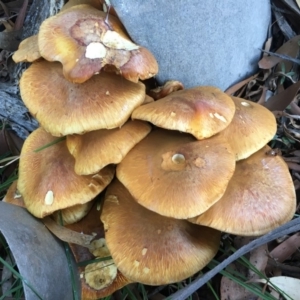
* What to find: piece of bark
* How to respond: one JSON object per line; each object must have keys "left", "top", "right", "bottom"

{"left": 0, "top": 83, "right": 38, "bottom": 139}
{"left": 4, "top": 0, "right": 65, "bottom": 139}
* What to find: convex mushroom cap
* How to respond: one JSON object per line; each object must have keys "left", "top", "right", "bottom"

{"left": 216, "top": 97, "right": 277, "bottom": 160}
{"left": 38, "top": 4, "right": 158, "bottom": 83}
{"left": 67, "top": 120, "right": 151, "bottom": 175}
{"left": 132, "top": 86, "right": 235, "bottom": 140}
{"left": 17, "top": 127, "right": 115, "bottom": 218}
{"left": 116, "top": 129, "right": 236, "bottom": 218}
{"left": 101, "top": 180, "right": 221, "bottom": 285}
{"left": 189, "top": 146, "right": 296, "bottom": 236}
{"left": 20, "top": 60, "right": 146, "bottom": 136}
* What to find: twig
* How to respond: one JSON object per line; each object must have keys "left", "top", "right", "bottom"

{"left": 259, "top": 49, "right": 300, "bottom": 65}
{"left": 168, "top": 217, "right": 300, "bottom": 300}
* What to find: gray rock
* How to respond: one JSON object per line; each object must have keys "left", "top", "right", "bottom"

{"left": 110, "top": 0, "right": 271, "bottom": 90}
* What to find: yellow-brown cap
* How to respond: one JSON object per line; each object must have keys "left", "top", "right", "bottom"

{"left": 189, "top": 146, "right": 296, "bottom": 236}
{"left": 38, "top": 4, "right": 158, "bottom": 83}
{"left": 132, "top": 86, "right": 235, "bottom": 140}
{"left": 66, "top": 120, "right": 151, "bottom": 175}
{"left": 20, "top": 61, "right": 145, "bottom": 136}
{"left": 52, "top": 202, "right": 94, "bottom": 225}
{"left": 12, "top": 35, "right": 41, "bottom": 63}
{"left": 116, "top": 129, "right": 235, "bottom": 219}
{"left": 17, "top": 127, "right": 115, "bottom": 218}
{"left": 216, "top": 97, "right": 277, "bottom": 160}
{"left": 101, "top": 179, "right": 221, "bottom": 285}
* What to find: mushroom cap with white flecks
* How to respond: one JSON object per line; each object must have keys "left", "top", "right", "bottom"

{"left": 131, "top": 86, "right": 235, "bottom": 140}
{"left": 101, "top": 179, "right": 221, "bottom": 285}
{"left": 38, "top": 4, "right": 158, "bottom": 83}
{"left": 17, "top": 127, "right": 115, "bottom": 218}
{"left": 116, "top": 129, "right": 236, "bottom": 219}
{"left": 189, "top": 145, "right": 296, "bottom": 235}
{"left": 215, "top": 96, "right": 277, "bottom": 160}
{"left": 20, "top": 61, "right": 145, "bottom": 136}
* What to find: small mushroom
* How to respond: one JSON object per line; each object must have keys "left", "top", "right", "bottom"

{"left": 148, "top": 80, "right": 184, "bottom": 100}
{"left": 17, "top": 127, "right": 115, "bottom": 218}
{"left": 132, "top": 86, "right": 235, "bottom": 140}
{"left": 189, "top": 146, "right": 296, "bottom": 236}
{"left": 12, "top": 35, "right": 41, "bottom": 63}
{"left": 66, "top": 120, "right": 151, "bottom": 175}
{"left": 19, "top": 60, "right": 146, "bottom": 136}
{"left": 116, "top": 129, "right": 236, "bottom": 218}
{"left": 101, "top": 179, "right": 221, "bottom": 285}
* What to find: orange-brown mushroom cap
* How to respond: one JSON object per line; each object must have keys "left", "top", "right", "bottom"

{"left": 216, "top": 97, "right": 277, "bottom": 160}
{"left": 189, "top": 146, "right": 296, "bottom": 236}
{"left": 101, "top": 180, "right": 221, "bottom": 285}
{"left": 132, "top": 86, "right": 235, "bottom": 140}
{"left": 12, "top": 35, "right": 41, "bottom": 63}
{"left": 38, "top": 4, "right": 158, "bottom": 83}
{"left": 116, "top": 129, "right": 236, "bottom": 219}
{"left": 66, "top": 120, "right": 151, "bottom": 175}
{"left": 20, "top": 60, "right": 145, "bottom": 136}
{"left": 17, "top": 127, "right": 115, "bottom": 218}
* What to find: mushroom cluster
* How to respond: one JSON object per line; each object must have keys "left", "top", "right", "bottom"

{"left": 8, "top": 0, "right": 296, "bottom": 298}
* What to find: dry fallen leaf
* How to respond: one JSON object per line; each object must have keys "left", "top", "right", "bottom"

{"left": 220, "top": 237, "right": 269, "bottom": 300}
{"left": 257, "top": 276, "right": 300, "bottom": 300}
{"left": 264, "top": 80, "right": 300, "bottom": 111}
{"left": 42, "top": 216, "right": 95, "bottom": 247}
{"left": 258, "top": 35, "right": 300, "bottom": 69}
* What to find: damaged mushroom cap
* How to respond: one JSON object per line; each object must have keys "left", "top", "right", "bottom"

{"left": 20, "top": 60, "right": 145, "bottom": 136}
{"left": 38, "top": 4, "right": 158, "bottom": 83}
{"left": 84, "top": 258, "right": 117, "bottom": 290}
{"left": 189, "top": 146, "right": 296, "bottom": 236}
{"left": 67, "top": 120, "right": 151, "bottom": 175}
{"left": 12, "top": 35, "right": 41, "bottom": 63}
{"left": 132, "top": 86, "right": 235, "bottom": 140}
{"left": 216, "top": 97, "right": 277, "bottom": 160}
{"left": 116, "top": 129, "right": 236, "bottom": 219}
{"left": 66, "top": 203, "right": 131, "bottom": 299}
{"left": 101, "top": 180, "right": 221, "bottom": 285}
{"left": 17, "top": 127, "right": 115, "bottom": 218}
